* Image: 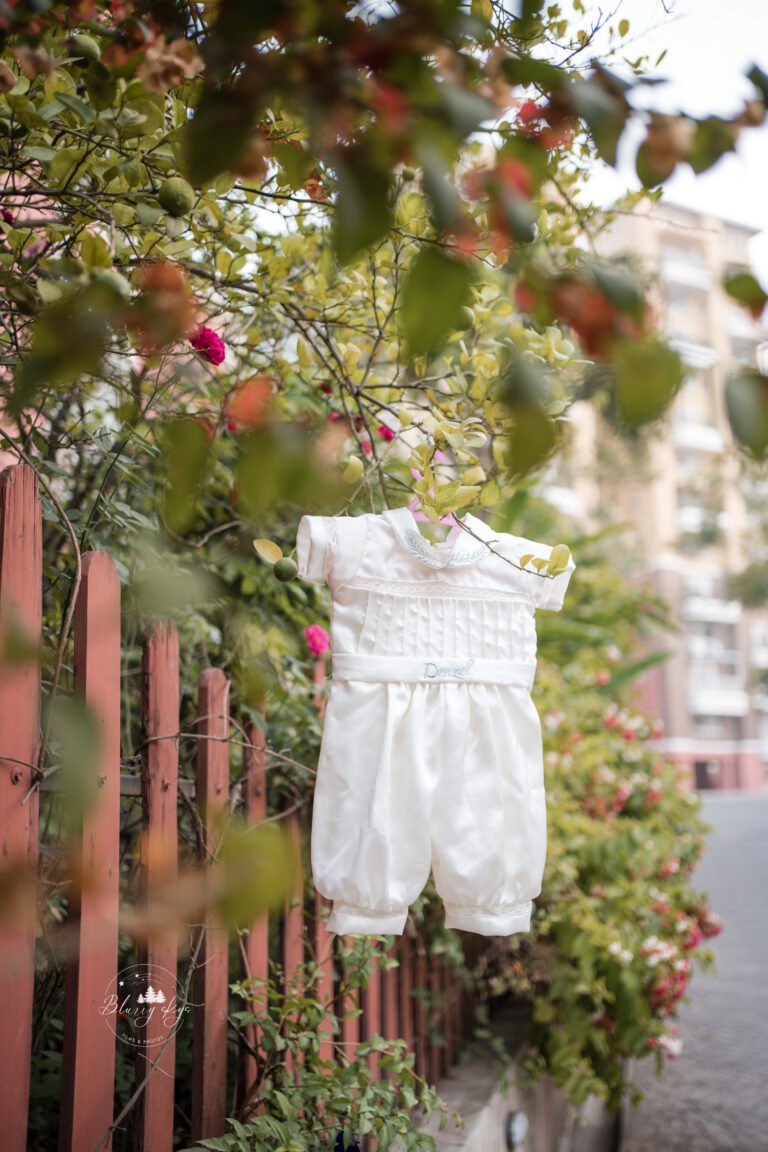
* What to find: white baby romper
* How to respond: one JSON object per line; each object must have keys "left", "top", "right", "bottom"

{"left": 296, "top": 504, "right": 575, "bottom": 937}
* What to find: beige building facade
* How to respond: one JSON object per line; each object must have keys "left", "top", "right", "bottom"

{"left": 544, "top": 202, "right": 768, "bottom": 792}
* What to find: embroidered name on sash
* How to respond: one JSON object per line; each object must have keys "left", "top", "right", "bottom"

{"left": 423, "top": 658, "right": 475, "bottom": 680}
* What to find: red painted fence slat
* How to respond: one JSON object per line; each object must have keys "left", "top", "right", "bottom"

{"left": 282, "top": 812, "right": 305, "bottom": 1077}
{"left": 398, "top": 935, "right": 414, "bottom": 1056}
{"left": 413, "top": 941, "right": 428, "bottom": 1080}
{"left": 190, "top": 668, "right": 230, "bottom": 1141}
{"left": 241, "top": 719, "right": 269, "bottom": 1107}
{"left": 314, "top": 892, "right": 335, "bottom": 1064}
{"left": 58, "top": 551, "right": 122, "bottom": 1152}
{"left": 0, "top": 463, "right": 41, "bottom": 1152}
{"left": 136, "top": 622, "right": 180, "bottom": 1152}
{"left": 363, "top": 955, "right": 382, "bottom": 1080}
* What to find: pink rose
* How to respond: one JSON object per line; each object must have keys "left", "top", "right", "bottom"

{"left": 189, "top": 326, "right": 226, "bottom": 365}
{"left": 304, "top": 624, "right": 329, "bottom": 655}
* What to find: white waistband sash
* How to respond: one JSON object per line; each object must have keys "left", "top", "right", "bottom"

{"left": 331, "top": 653, "right": 536, "bottom": 688}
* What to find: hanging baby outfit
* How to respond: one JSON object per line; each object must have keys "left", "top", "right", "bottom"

{"left": 296, "top": 505, "right": 575, "bottom": 937}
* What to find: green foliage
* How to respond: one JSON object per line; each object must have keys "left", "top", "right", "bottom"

{"left": 435, "top": 518, "right": 718, "bottom": 1111}
{"left": 177, "top": 949, "right": 448, "bottom": 1152}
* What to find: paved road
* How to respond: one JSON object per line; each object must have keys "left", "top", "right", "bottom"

{"left": 620, "top": 789, "right": 768, "bottom": 1152}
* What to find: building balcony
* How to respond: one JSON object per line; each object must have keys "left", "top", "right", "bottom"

{"left": 672, "top": 419, "right": 724, "bottom": 453}
{"left": 689, "top": 681, "right": 749, "bottom": 717}
{"left": 752, "top": 646, "right": 768, "bottom": 669}
{"left": 682, "top": 596, "right": 742, "bottom": 624}
{"left": 677, "top": 506, "right": 728, "bottom": 535}
{"left": 661, "top": 258, "right": 712, "bottom": 291}
{"left": 667, "top": 337, "right": 718, "bottom": 369}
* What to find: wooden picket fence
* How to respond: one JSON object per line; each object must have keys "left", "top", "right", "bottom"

{"left": 0, "top": 464, "right": 472, "bottom": 1152}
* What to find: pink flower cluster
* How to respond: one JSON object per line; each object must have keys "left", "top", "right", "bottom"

{"left": 189, "top": 326, "right": 226, "bottom": 365}
{"left": 303, "top": 624, "right": 329, "bottom": 656}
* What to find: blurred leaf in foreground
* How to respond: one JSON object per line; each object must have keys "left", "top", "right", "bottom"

{"left": 725, "top": 369, "right": 768, "bottom": 459}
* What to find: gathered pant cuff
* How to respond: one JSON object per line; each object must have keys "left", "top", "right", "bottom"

{"left": 444, "top": 899, "right": 533, "bottom": 936}
{"left": 326, "top": 901, "right": 409, "bottom": 936}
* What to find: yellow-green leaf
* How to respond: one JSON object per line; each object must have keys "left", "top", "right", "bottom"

{"left": 342, "top": 455, "right": 364, "bottom": 484}
{"left": 253, "top": 538, "right": 283, "bottom": 564}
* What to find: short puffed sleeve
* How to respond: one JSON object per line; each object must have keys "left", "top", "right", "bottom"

{"left": 296, "top": 515, "right": 333, "bottom": 584}
{"left": 515, "top": 535, "right": 576, "bottom": 612}
{"left": 296, "top": 514, "right": 369, "bottom": 587}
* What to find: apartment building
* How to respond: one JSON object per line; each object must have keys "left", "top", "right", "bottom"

{"left": 544, "top": 202, "right": 768, "bottom": 792}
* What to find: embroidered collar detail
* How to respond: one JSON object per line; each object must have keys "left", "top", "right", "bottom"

{"left": 385, "top": 507, "right": 498, "bottom": 569}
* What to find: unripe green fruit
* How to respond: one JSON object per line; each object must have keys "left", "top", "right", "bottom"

{"left": 273, "top": 557, "right": 299, "bottom": 582}
{"left": 402, "top": 167, "right": 416, "bottom": 181}
{"left": 454, "top": 305, "right": 474, "bottom": 332}
{"left": 70, "top": 34, "right": 101, "bottom": 66}
{"left": 158, "top": 177, "right": 196, "bottom": 218}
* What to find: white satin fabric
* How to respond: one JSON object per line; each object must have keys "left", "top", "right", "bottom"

{"left": 295, "top": 505, "right": 575, "bottom": 937}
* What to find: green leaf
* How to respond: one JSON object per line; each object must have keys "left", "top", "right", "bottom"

{"left": 157, "top": 417, "right": 212, "bottom": 535}
{"left": 723, "top": 268, "right": 768, "bottom": 316}
{"left": 79, "top": 230, "right": 112, "bottom": 269}
{"left": 569, "top": 77, "right": 628, "bottom": 167}
{"left": 688, "top": 116, "right": 738, "bottom": 175}
{"left": 48, "top": 695, "right": 102, "bottom": 831}
{"left": 440, "top": 85, "right": 495, "bottom": 135}
{"left": 725, "top": 369, "right": 768, "bottom": 458}
{"left": 618, "top": 18, "right": 630, "bottom": 36}
{"left": 10, "top": 280, "right": 122, "bottom": 416}
{"left": 21, "top": 145, "right": 56, "bottom": 164}
{"left": 747, "top": 63, "right": 768, "bottom": 104}
{"left": 612, "top": 338, "right": 684, "bottom": 427}
{"left": 181, "top": 85, "right": 255, "bottom": 186}
{"left": 273, "top": 141, "right": 313, "bottom": 190}
{"left": 593, "top": 265, "right": 645, "bottom": 318}
{"left": 501, "top": 57, "right": 560, "bottom": 92}
{"left": 415, "top": 139, "right": 464, "bottom": 232}
{"left": 597, "top": 649, "right": 669, "bottom": 692}
{"left": 56, "top": 91, "right": 96, "bottom": 125}
{"left": 83, "top": 61, "right": 118, "bottom": 111}
{"left": 400, "top": 247, "right": 472, "bottom": 357}
{"left": 331, "top": 149, "right": 392, "bottom": 264}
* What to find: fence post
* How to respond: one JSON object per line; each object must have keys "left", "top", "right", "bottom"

{"left": 58, "top": 551, "right": 122, "bottom": 1152}
{"left": 136, "top": 621, "right": 180, "bottom": 1152}
{"left": 190, "top": 668, "right": 230, "bottom": 1141}
{"left": 0, "top": 463, "right": 41, "bottom": 1152}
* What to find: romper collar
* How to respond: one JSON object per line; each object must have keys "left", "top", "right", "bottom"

{"left": 384, "top": 506, "right": 499, "bottom": 569}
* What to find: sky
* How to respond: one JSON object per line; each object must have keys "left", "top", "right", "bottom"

{"left": 573, "top": 0, "right": 768, "bottom": 277}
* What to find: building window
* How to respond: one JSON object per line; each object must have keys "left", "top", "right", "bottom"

{"left": 673, "top": 370, "right": 716, "bottom": 426}
{"left": 693, "top": 717, "right": 724, "bottom": 738}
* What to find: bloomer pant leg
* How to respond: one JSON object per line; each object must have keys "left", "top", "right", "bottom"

{"left": 311, "top": 680, "right": 437, "bottom": 935}
{"left": 430, "top": 683, "right": 548, "bottom": 936}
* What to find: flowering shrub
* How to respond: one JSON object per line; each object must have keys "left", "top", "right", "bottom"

{"left": 463, "top": 535, "right": 722, "bottom": 1112}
